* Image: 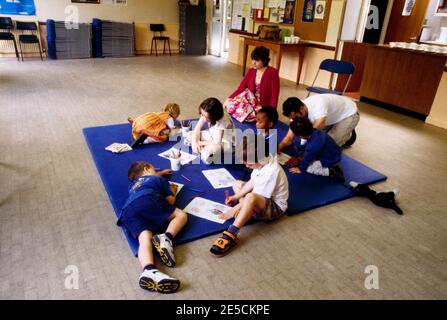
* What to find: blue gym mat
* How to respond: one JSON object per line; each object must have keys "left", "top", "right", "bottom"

{"left": 83, "top": 120, "right": 386, "bottom": 255}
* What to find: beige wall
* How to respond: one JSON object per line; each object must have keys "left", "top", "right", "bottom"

{"left": 0, "top": 0, "right": 181, "bottom": 56}
{"left": 31, "top": 0, "right": 179, "bottom": 24}
{"left": 426, "top": 70, "right": 447, "bottom": 130}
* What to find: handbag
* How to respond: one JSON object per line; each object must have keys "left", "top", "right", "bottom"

{"left": 257, "top": 25, "right": 280, "bottom": 41}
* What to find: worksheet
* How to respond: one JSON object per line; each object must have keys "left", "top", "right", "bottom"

{"left": 183, "top": 197, "right": 229, "bottom": 224}
{"left": 169, "top": 182, "right": 184, "bottom": 195}
{"left": 202, "top": 168, "right": 236, "bottom": 189}
{"left": 277, "top": 153, "right": 292, "bottom": 166}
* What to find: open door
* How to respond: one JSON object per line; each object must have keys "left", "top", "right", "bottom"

{"left": 384, "top": 0, "right": 430, "bottom": 43}
{"left": 210, "top": 0, "right": 226, "bottom": 56}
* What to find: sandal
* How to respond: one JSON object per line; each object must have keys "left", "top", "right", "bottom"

{"left": 210, "top": 231, "right": 239, "bottom": 257}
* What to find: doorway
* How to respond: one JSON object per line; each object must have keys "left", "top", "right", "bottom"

{"left": 210, "top": 0, "right": 232, "bottom": 58}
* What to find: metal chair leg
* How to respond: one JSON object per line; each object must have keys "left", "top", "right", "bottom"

{"left": 12, "top": 39, "right": 20, "bottom": 61}
{"left": 19, "top": 41, "right": 24, "bottom": 62}
{"left": 150, "top": 39, "right": 154, "bottom": 55}
{"left": 155, "top": 40, "right": 158, "bottom": 56}
{"left": 163, "top": 39, "right": 166, "bottom": 55}
{"left": 168, "top": 39, "right": 171, "bottom": 56}
{"left": 37, "top": 42, "right": 43, "bottom": 61}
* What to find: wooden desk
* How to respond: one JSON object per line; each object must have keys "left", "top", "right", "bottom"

{"left": 360, "top": 45, "right": 447, "bottom": 116}
{"left": 242, "top": 37, "right": 306, "bottom": 85}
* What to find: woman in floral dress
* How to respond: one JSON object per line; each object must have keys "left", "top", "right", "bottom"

{"left": 224, "top": 46, "right": 280, "bottom": 123}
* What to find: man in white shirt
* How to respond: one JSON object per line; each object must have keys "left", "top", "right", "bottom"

{"left": 279, "top": 94, "right": 360, "bottom": 150}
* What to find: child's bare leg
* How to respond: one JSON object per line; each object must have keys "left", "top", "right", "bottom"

{"left": 166, "top": 208, "right": 188, "bottom": 237}
{"left": 233, "top": 193, "right": 266, "bottom": 229}
{"left": 138, "top": 230, "right": 154, "bottom": 269}
{"left": 219, "top": 202, "right": 243, "bottom": 221}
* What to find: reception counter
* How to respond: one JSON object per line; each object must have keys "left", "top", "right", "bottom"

{"left": 360, "top": 45, "right": 447, "bottom": 118}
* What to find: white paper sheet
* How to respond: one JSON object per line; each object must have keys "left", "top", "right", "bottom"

{"left": 158, "top": 147, "right": 198, "bottom": 165}
{"left": 202, "top": 168, "right": 236, "bottom": 189}
{"left": 277, "top": 153, "right": 292, "bottom": 165}
{"left": 169, "top": 182, "right": 184, "bottom": 194}
{"left": 183, "top": 197, "right": 229, "bottom": 224}
{"left": 105, "top": 143, "right": 132, "bottom": 153}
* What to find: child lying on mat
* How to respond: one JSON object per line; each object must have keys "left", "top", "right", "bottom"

{"left": 210, "top": 140, "right": 289, "bottom": 257}
{"left": 288, "top": 118, "right": 344, "bottom": 182}
{"left": 117, "top": 161, "right": 187, "bottom": 294}
{"left": 187, "top": 97, "right": 235, "bottom": 164}
{"left": 128, "top": 103, "right": 181, "bottom": 148}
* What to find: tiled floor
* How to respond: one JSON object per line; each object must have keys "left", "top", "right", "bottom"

{"left": 0, "top": 55, "right": 446, "bottom": 299}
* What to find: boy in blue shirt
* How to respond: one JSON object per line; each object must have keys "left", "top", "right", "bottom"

{"left": 117, "top": 162, "right": 188, "bottom": 294}
{"left": 288, "top": 118, "right": 344, "bottom": 182}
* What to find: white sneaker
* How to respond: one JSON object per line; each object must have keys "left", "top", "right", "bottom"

{"left": 152, "top": 234, "right": 176, "bottom": 267}
{"left": 139, "top": 269, "right": 180, "bottom": 294}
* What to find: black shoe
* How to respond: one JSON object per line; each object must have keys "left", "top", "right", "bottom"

{"left": 131, "top": 133, "right": 148, "bottom": 149}
{"left": 343, "top": 129, "right": 357, "bottom": 147}
{"left": 329, "top": 165, "right": 345, "bottom": 183}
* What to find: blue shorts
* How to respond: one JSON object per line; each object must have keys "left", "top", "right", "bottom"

{"left": 118, "top": 196, "right": 175, "bottom": 239}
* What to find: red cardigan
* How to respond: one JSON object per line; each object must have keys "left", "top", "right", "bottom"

{"left": 229, "top": 66, "right": 280, "bottom": 108}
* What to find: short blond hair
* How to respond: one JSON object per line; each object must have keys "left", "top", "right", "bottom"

{"left": 163, "top": 103, "right": 180, "bottom": 119}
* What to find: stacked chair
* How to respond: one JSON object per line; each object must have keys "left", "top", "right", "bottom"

{"left": 46, "top": 20, "right": 92, "bottom": 60}
{"left": 92, "top": 19, "right": 135, "bottom": 58}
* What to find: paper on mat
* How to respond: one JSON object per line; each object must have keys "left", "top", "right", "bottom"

{"left": 170, "top": 182, "right": 184, "bottom": 194}
{"left": 202, "top": 168, "right": 235, "bottom": 189}
{"left": 105, "top": 143, "right": 132, "bottom": 153}
{"left": 277, "top": 153, "right": 292, "bottom": 166}
{"left": 159, "top": 147, "right": 197, "bottom": 165}
{"left": 183, "top": 197, "right": 229, "bottom": 224}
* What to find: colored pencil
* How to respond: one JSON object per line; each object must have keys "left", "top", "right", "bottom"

{"left": 181, "top": 174, "right": 191, "bottom": 182}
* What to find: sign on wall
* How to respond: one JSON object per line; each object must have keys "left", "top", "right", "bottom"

{"left": 0, "top": 0, "right": 36, "bottom": 16}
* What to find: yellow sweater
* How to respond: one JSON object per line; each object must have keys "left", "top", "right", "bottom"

{"left": 131, "top": 112, "right": 172, "bottom": 141}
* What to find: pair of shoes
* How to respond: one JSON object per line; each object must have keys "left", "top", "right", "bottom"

{"left": 152, "top": 234, "right": 176, "bottom": 267}
{"left": 139, "top": 269, "right": 180, "bottom": 294}
{"left": 131, "top": 133, "right": 148, "bottom": 149}
{"left": 210, "top": 231, "right": 239, "bottom": 257}
{"left": 329, "top": 165, "right": 345, "bottom": 183}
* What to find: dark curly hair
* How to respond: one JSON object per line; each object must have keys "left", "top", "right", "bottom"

{"left": 251, "top": 46, "right": 270, "bottom": 67}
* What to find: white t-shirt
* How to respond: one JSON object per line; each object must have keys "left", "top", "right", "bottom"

{"left": 251, "top": 156, "right": 289, "bottom": 212}
{"left": 303, "top": 94, "right": 358, "bottom": 126}
{"left": 208, "top": 110, "right": 235, "bottom": 147}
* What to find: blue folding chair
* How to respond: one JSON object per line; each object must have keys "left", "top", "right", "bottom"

{"left": 306, "top": 59, "right": 355, "bottom": 97}
{"left": 0, "top": 17, "right": 20, "bottom": 61}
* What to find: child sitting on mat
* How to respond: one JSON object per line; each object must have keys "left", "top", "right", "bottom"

{"left": 239, "top": 106, "right": 280, "bottom": 181}
{"left": 188, "top": 97, "right": 235, "bottom": 164}
{"left": 210, "top": 139, "right": 289, "bottom": 257}
{"left": 117, "top": 161, "right": 188, "bottom": 294}
{"left": 288, "top": 118, "right": 344, "bottom": 182}
{"left": 128, "top": 103, "right": 181, "bottom": 148}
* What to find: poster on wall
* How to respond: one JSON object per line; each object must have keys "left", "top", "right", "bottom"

{"left": 314, "top": 0, "right": 326, "bottom": 20}
{"left": 402, "top": 0, "right": 415, "bottom": 16}
{"left": 0, "top": 0, "right": 35, "bottom": 16}
{"left": 302, "top": 0, "right": 316, "bottom": 22}
{"left": 283, "top": 1, "right": 296, "bottom": 24}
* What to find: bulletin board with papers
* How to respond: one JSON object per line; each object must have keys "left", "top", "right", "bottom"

{"left": 230, "top": 0, "right": 297, "bottom": 33}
